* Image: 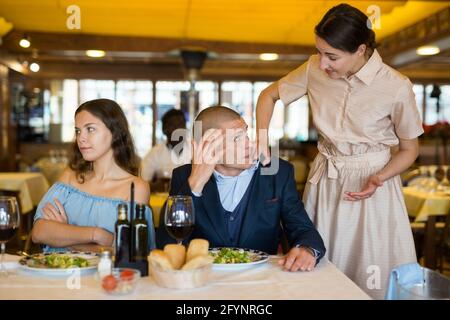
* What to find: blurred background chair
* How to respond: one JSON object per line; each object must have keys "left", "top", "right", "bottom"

{"left": 290, "top": 156, "right": 309, "bottom": 197}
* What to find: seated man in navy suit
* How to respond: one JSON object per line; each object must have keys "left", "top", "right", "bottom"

{"left": 158, "top": 106, "right": 326, "bottom": 272}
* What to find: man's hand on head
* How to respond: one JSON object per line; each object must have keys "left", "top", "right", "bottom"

{"left": 188, "top": 128, "right": 224, "bottom": 194}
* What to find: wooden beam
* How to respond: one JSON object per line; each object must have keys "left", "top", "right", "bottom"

{"left": 1, "top": 30, "right": 316, "bottom": 55}
{"left": 380, "top": 7, "right": 450, "bottom": 64}
{"left": 23, "top": 60, "right": 289, "bottom": 82}
{"left": 0, "top": 52, "right": 29, "bottom": 75}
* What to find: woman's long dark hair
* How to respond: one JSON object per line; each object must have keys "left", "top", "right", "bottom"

{"left": 315, "top": 3, "right": 377, "bottom": 55}
{"left": 69, "top": 98, "right": 139, "bottom": 183}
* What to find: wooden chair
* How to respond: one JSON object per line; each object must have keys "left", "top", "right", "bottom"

{"left": 150, "top": 178, "right": 171, "bottom": 193}
{"left": 412, "top": 212, "right": 449, "bottom": 270}
{"left": 437, "top": 210, "right": 450, "bottom": 273}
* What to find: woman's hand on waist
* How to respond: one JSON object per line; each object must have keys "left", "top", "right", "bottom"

{"left": 344, "top": 174, "right": 383, "bottom": 201}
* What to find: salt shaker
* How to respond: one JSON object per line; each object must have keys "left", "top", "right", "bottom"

{"left": 97, "top": 250, "right": 112, "bottom": 279}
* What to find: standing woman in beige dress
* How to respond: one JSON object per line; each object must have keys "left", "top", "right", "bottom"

{"left": 256, "top": 4, "right": 423, "bottom": 299}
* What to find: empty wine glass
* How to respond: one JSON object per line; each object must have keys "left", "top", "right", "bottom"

{"left": 437, "top": 165, "right": 450, "bottom": 192}
{"left": 0, "top": 196, "right": 20, "bottom": 277}
{"left": 164, "top": 196, "right": 195, "bottom": 245}
{"left": 425, "top": 165, "right": 439, "bottom": 193}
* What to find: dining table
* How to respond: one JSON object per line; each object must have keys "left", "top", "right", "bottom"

{"left": 0, "top": 172, "right": 50, "bottom": 214}
{"left": 0, "top": 254, "right": 371, "bottom": 300}
{"left": 403, "top": 186, "right": 450, "bottom": 222}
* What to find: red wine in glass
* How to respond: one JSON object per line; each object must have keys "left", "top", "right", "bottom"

{"left": 0, "top": 196, "right": 20, "bottom": 277}
{"left": 165, "top": 223, "right": 194, "bottom": 242}
{"left": 164, "top": 196, "right": 195, "bottom": 245}
{"left": 0, "top": 226, "right": 18, "bottom": 243}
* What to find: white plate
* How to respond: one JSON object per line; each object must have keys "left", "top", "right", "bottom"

{"left": 209, "top": 247, "right": 269, "bottom": 270}
{"left": 19, "top": 251, "right": 99, "bottom": 276}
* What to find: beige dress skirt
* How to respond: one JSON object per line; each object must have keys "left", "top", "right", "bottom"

{"left": 303, "top": 145, "right": 417, "bottom": 300}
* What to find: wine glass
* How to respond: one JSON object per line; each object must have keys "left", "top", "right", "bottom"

{"left": 425, "top": 165, "right": 439, "bottom": 193}
{"left": 437, "top": 165, "right": 450, "bottom": 192}
{"left": 164, "top": 196, "right": 195, "bottom": 245}
{"left": 0, "top": 196, "right": 20, "bottom": 277}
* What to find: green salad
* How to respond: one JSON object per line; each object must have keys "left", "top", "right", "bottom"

{"left": 32, "top": 254, "right": 89, "bottom": 268}
{"left": 210, "top": 248, "right": 253, "bottom": 264}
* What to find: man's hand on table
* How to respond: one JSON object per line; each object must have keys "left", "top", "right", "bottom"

{"left": 278, "top": 246, "right": 316, "bottom": 272}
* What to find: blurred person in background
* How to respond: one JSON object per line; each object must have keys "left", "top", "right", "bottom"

{"left": 141, "top": 109, "right": 191, "bottom": 191}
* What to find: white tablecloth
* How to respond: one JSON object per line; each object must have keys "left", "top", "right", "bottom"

{"left": 0, "top": 172, "right": 49, "bottom": 213}
{"left": 0, "top": 254, "right": 370, "bottom": 300}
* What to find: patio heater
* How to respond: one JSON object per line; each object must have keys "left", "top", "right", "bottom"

{"left": 180, "top": 49, "right": 207, "bottom": 122}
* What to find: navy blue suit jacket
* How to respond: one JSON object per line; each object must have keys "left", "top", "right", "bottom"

{"left": 156, "top": 158, "right": 325, "bottom": 259}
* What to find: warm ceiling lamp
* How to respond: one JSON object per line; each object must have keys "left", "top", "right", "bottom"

{"left": 30, "top": 62, "right": 40, "bottom": 72}
{"left": 19, "top": 35, "right": 31, "bottom": 48}
{"left": 86, "top": 50, "right": 106, "bottom": 58}
{"left": 259, "top": 53, "right": 279, "bottom": 61}
{"left": 416, "top": 45, "right": 440, "bottom": 56}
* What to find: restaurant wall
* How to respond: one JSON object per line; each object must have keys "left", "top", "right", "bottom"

{"left": 0, "top": 65, "right": 16, "bottom": 171}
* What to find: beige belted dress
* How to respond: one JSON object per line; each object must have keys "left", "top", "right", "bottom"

{"left": 278, "top": 50, "right": 424, "bottom": 299}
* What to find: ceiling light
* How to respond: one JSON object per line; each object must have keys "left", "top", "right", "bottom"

{"left": 86, "top": 50, "right": 106, "bottom": 58}
{"left": 30, "top": 62, "right": 40, "bottom": 72}
{"left": 416, "top": 46, "right": 440, "bottom": 56}
{"left": 259, "top": 53, "right": 279, "bottom": 61}
{"left": 19, "top": 35, "right": 31, "bottom": 48}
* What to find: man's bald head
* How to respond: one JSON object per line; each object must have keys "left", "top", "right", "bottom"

{"left": 193, "top": 106, "right": 241, "bottom": 141}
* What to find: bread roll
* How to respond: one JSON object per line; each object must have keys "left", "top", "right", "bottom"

{"left": 148, "top": 249, "right": 174, "bottom": 270}
{"left": 181, "top": 255, "right": 214, "bottom": 270}
{"left": 186, "top": 239, "right": 209, "bottom": 262}
{"left": 164, "top": 244, "right": 186, "bottom": 270}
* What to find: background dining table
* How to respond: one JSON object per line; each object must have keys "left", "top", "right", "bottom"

{"left": 403, "top": 186, "right": 450, "bottom": 222}
{"left": 0, "top": 172, "right": 49, "bottom": 214}
{"left": 0, "top": 254, "right": 370, "bottom": 300}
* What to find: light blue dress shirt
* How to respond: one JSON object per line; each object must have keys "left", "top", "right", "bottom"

{"left": 191, "top": 161, "right": 320, "bottom": 258}
{"left": 211, "top": 161, "right": 259, "bottom": 212}
{"left": 34, "top": 182, "right": 156, "bottom": 252}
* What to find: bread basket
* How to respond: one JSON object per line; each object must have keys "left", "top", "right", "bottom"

{"left": 149, "top": 261, "right": 212, "bottom": 289}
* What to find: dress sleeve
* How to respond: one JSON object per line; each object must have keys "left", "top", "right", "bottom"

{"left": 391, "top": 80, "right": 424, "bottom": 140}
{"left": 278, "top": 57, "right": 310, "bottom": 106}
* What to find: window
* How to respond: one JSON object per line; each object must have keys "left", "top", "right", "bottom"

{"left": 79, "top": 80, "right": 115, "bottom": 103}
{"left": 285, "top": 96, "right": 309, "bottom": 141}
{"left": 253, "top": 82, "right": 284, "bottom": 145}
{"left": 222, "top": 81, "right": 254, "bottom": 137}
{"left": 61, "top": 79, "right": 78, "bottom": 142}
{"left": 412, "top": 84, "right": 424, "bottom": 121}
{"left": 116, "top": 81, "right": 153, "bottom": 157}
{"left": 155, "top": 81, "right": 190, "bottom": 143}
{"left": 196, "top": 81, "right": 218, "bottom": 111}
{"left": 438, "top": 85, "right": 450, "bottom": 123}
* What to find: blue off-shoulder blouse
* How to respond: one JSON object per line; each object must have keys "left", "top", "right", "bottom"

{"left": 34, "top": 182, "right": 156, "bottom": 252}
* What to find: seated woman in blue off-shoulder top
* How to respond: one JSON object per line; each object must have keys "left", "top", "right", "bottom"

{"left": 32, "top": 98, "right": 155, "bottom": 253}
